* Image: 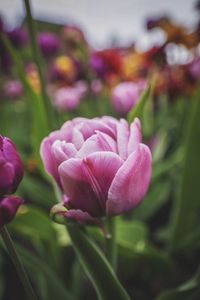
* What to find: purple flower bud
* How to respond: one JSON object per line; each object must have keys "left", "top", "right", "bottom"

{"left": 0, "top": 136, "right": 24, "bottom": 197}
{"left": 37, "top": 32, "right": 60, "bottom": 56}
{"left": 0, "top": 196, "right": 23, "bottom": 227}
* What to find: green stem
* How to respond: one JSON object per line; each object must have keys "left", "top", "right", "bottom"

{"left": 23, "top": 0, "right": 55, "bottom": 129}
{"left": 0, "top": 226, "right": 38, "bottom": 300}
{"left": 105, "top": 217, "right": 117, "bottom": 271}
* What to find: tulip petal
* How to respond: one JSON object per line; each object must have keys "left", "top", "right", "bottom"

{"left": 59, "top": 152, "right": 123, "bottom": 217}
{"left": 52, "top": 141, "right": 77, "bottom": 165}
{"left": 84, "top": 151, "right": 123, "bottom": 202}
{"left": 76, "top": 119, "right": 116, "bottom": 140}
{"left": 0, "top": 162, "right": 15, "bottom": 196}
{"left": 40, "top": 137, "right": 61, "bottom": 186}
{"left": 77, "top": 132, "right": 117, "bottom": 158}
{"left": 63, "top": 209, "right": 102, "bottom": 226}
{"left": 72, "top": 129, "right": 85, "bottom": 150}
{"left": 128, "top": 118, "right": 142, "bottom": 155}
{"left": 107, "top": 144, "right": 152, "bottom": 216}
{"left": 117, "top": 119, "right": 129, "bottom": 160}
{"left": 59, "top": 158, "right": 103, "bottom": 216}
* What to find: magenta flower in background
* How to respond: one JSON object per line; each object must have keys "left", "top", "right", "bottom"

{"left": 0, "top": 135, "right": 24, "bottom": 198}
{"left": 3, "top": 80, "right": 23, "bottom": 100}
{"left": 40, "top": 117, "right": 152, "bottom": 224}
{"left": 53, "top": 81, "right": 87, "bottom": 111}
{"left": 37, "top": 32, "right": 60, "bottom": 56}
{"left": 111, "top": 81, "right": 147, "bottom": 114}
{"left": 0, "top": 196, "right": 23, "bottom": 227}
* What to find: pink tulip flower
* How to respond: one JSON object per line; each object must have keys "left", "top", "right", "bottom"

{"left": 40, "top": 117, "right": 152, "bottom": 224}
{"left": 111, "top": 81, "right": 147, "bottom": 114}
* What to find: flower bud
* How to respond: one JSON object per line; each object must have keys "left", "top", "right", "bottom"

{"left": 0, "top": 196, "right": 23, "bottom": 227}
{"left": 0, "top": 136, "right": 24, "bottom": 197}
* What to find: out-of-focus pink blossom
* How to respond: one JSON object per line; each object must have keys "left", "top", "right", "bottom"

{"left": 40, "top": 117, "right": 152, "bottom": 225}
{"left": 3, "top": 80, "right": 23, "bottom": 100}
{"left": 111, "top": 81, "right": 147, "bottom": 114}
{"left": 53, "top": 81, "right": 87, "bottom": 111}
{"left": 90, "top": 79, "right": 103, "bottom": 95}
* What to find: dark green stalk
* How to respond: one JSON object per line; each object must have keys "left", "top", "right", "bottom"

{"left": 23, "top": 0, "right": 55, "bottom": 129}
{"left": 0, "top": 226, "right": 38, "bottom": 300}
{"left": 105, "top": 217, "right": 117, "bottom": 271}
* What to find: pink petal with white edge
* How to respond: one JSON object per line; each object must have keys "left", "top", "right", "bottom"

{"left": 40, "top": 137, "right": 61, "bottom": 185}
{"left": 76, "top": 119, "right": 116, "bottom": 140}
{"left": 107, "top": 144, "right": 152, "bottom": 216}
{"left": 72, "top": 129, "right": 84, "bottom": 150}
{"left": 83, "top": 151, "right": 123, "bottom": 202}
{"left": 59, "top": 152, "right": 123, "bottom": 217}
{"left": 117, "top": 119, "right": 129, "bottom": 160}
{"left": 128, "top": 118, "right": 142, "bottom": 155}
{"left": 77, "top": 132, "right": 117, "bottom": 158}
{"left": 59, "top": 158, "right": 104, "bottom": 216}
{"left": 52, "top": 141, "right": 77, "bottom": 165}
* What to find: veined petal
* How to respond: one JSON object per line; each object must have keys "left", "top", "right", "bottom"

{"left": 63, "top": 209, "right": 102, "bottom": 226}
{"left": 72, "top": 129, "right": 84, "bottom": 150}
{"left": 40, "top": 137, "right": 61, "bottom": 185}
{"left": 83, "top": 151, "right": 123, "bottom": 203}
{"left": 52, "top": 140, "right": 77, "bottom": 165}
{"left": 77, "top": 132, "right": 117, "bottom": 158}
{"left": 107, "top": 144, "right": 152, "bottom": 216}
{"left": 76, "top": 119, "right": 116, "bottom": 140}
{"left": 128, "top": 118, "right": 142, "bottom": 155}
{"left": 117, "top": 119, "right": 129, "bottom": 160}
{"left": 59, "top": 158, "right": 103, "bottom": 216}
{"left": 59, "top": 152, "right": 123, "bottom": 217}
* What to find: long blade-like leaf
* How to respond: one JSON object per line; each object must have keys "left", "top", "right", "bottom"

{"left": 67, "top": 224, "right": 130, "bottom": 300}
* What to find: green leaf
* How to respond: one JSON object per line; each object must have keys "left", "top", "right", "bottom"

{"left": 170, "top": 85, "right": 200, "bottom": 253}
{"left": 115, "top": 219, "right": 173, "bottom": 284}
{"left": 18, "top": 173, "right": 55, "bottom": 207}
{"left": 128, "top": 84, "right": 152, "bottom": 124}
{"left": 67, "top": 224, "right": 130, "bottom": 300}
{"left": 15, "top": 244, "right": 73, "bottom": 300}
{"left": 133, "top": 180, "right": 171, "bottom": 221}
{"left": 156, "top": 269, "right": 200, "bottom": 300}
{"left": 1, "top": 34, "right": 49, "bottom": 170}
{"left": 9, "top": 205, "right": 60, "bottom": 267}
